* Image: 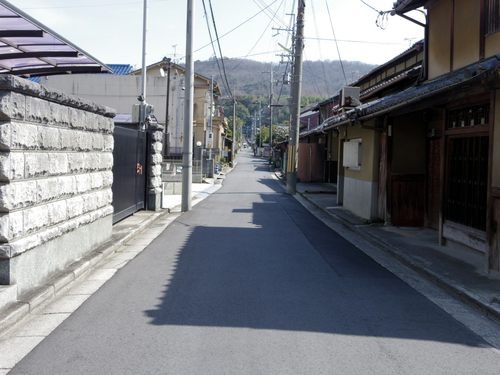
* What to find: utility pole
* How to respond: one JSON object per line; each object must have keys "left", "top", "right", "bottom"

{"left": 181, "top": 0, "right": 194, "bottom": 212}
{"left": 232, "top": 85, "right": 236, "bottom": 165}
{"left": 209, "top": 75, "right": 214, "bottom": 160}
{"left": 140, "top": 0, "right": 148, "bottom": 126}
{"left": 286, "top": 0, "right": 305, "bottom": 195}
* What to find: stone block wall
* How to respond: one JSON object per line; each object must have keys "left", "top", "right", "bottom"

{"left": 0, "top": 76, "right": 115, "bottom": 296}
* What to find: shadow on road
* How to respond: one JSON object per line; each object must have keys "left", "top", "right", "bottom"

{"left": 143, "top": 189, "right": 488, "bottom": 348}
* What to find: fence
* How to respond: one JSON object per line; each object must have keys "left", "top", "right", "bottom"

{"left": 162, "top": 159, "right": 202, "bottom": 184}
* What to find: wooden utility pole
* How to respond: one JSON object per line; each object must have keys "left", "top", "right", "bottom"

{"left": 286, "top": 0, "right": 305, "bottom": 195}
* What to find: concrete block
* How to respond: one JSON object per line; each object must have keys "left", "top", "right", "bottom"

{"left": 26, "top": 96, "right": 50, "bottom": 124}
{"left": 37, "top": 227, "right": 61, "bottom": 246}
{"left": 84, "top": 112, "right": 97, "bottom": 132}
{"left": 76, "top": 131, "right": 93, "bottom": 152}
{"left": 47, "top": 153, "right": 69, "bottom": 175}
{"left": 99, "top": 153, "right": 113, "bottom": 171}
{"left": 0, "top": 152, "right": 24, "bottom": 181}
{"left": 38, "top": 126, "right": 61, "bottom": 150}
{"left": 0, "top": 122, "right": 11, "bottom": 151}
{"left": 151, "top": 141, "right": 163, "bottom": 154}
{"left": 0, "top": 91, "right": 25, "bottom": 121}
{"left": 0, "top": 211, "right": 24, "bottom": 242}
{"left": 84, "top": 153, "right": 100, "bottom": 172}
{"left": 47, "top": 200, "right": 68, "bottom": 225}
{"left": 150, "top": 164, "right": 162, "bottom": 177}
{"left": 9, "top": 233, "right": 41, "bottom": 257}
{"left": 69, "top": 107, "right": 86, "bottom": 130}
{"left": 150, "top": 153, "right": 163, "bottom": 165}
{"left": 67, "top": 196, "right": 84, "bottom": 219}
{"left": 25, "top": 153, "right": 50, "bottom": 178}
{"left": 91, "top": 132, "right": 104, "bottom": 151}
{"left": 149, "top": 176, "right": 162, "bottom": 189}
{"left": 75, "top": 174, "right": 91, "bottom": 194}
{"left": 102, "top": 171, "right": 113, "bottom": 187}
{"left": 0, "top": 180, "right": 37, "bottom": 211}
{"left": 89, "top": 172, "right": 103, "bottom": 190}
{"left": 67, "top": 153, "right": 84, "bottom": 173}
{"left": 11, "top": 122, "right": 38, "bottom": 150}
{"left": 104, "top": 134, "right": 114, "bottom": 152}
{"left": 10, "top": 152, "right": 24, "bottom": 180}
{"left": 23, "top": 205, "right": 49, "bottom": 234}
{"left": 60, "top": 128, "right": 76, "bottom": 150}
{"left": 151, "top": 130, "right": 163, "bottom": 142}
{"left": 82, "top": 192, "right": 98, "bottom": 212}
{"left": 57, "top": 176, "right": 77, "bottom": 197}
{"left": 49, "top": 101, "right": 70, "bottom": 126}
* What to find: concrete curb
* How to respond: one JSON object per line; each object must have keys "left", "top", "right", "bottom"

{"left": 273, "top": 170, "right": 500, "bottom": 325}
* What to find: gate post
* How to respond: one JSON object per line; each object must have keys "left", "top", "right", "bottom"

{"left": 148, "top": 122, "right": 164, "bottom": 211}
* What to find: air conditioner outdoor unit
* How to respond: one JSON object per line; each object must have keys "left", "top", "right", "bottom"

{"left": 340, "top": 87, "right": 360, "bottom": 108}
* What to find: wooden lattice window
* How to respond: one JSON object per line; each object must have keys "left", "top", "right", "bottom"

{"left": 445, "top": 136, "right": 489, "bottom": 231}
{"left": 447, "top": 103, "right": 489, "bottom": 129}
{"left": 486, "top": 0, "right": 500, "bottom": 35}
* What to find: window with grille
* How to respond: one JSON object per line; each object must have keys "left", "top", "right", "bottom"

{"left": 486, "top": 0, "right": 500, "bottom": 35}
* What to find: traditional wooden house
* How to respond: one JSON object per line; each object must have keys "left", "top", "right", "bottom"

{"left": 307, "top": 0, "right": 500, "bottom": 272}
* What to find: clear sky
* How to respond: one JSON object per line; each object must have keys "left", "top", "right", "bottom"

{"left": 7, "top": 0, "right": 425, "bottom": 69}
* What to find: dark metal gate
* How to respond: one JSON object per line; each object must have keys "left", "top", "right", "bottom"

{"left": 112, "top": 126, "right": 147, "bottom": 224}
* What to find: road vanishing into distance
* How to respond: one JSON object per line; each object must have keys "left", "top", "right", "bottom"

{"left": 8, "top": 150, "right": 500, "bottom": 374}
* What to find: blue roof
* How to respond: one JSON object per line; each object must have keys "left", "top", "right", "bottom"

{"left": 105, "top": 64, "right": 133, "bottom": 75}
{"left": 24, "top": 63, "right": 132, "bottom": 84}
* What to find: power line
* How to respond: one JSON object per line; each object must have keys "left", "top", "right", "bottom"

{"left": 22, "top": 0, "right": 171, "bottom": 9}
{"left": 325, "top": 0, "right": 347, "bottom": 86}
{"left": 194, "top": 0, "right": 279, "bottom": 55}
{"left": 207, "top": 0, "right": 233, "bottom": 99}
{"left": 359, "top": 0, "right": 381, "bottom": 14}
{"left": 228, "top": 0, "right": 286, "bottom": 73}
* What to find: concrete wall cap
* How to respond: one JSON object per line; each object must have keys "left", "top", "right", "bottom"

{"left": 0, "top": 75, "right": 116, "bottom": 118}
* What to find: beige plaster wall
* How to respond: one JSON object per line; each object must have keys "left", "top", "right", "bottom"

{"left": 428, "top": 0, "right": 451, "bottom": 79}
{"left": 453, "top": 0, "right": 480, "bottom": 70}
{"left": 342, "top": 122, "right": 379, "bottom": 183}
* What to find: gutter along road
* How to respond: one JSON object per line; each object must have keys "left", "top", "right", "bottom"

{"left": 6, "top": 150, "right": 500, "bottom": 374}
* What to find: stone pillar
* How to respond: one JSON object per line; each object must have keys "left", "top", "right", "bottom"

{"left": 148, "top": 122, "right": 164, "bottom": 211}
{"left": 0, "top": 75, "right": 115, "bottom": 296}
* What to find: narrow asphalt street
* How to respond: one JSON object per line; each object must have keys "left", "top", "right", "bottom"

{"left": 7, "top": 150, "right": 500, "bottom": 374}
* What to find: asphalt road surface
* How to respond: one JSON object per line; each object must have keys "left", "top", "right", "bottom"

{"left": 9, "top": 150, "right": 500, "bottom": 374}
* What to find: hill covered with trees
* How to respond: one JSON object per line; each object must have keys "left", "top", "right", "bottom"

{"left": 194, "top": 58, "right": 376, "bottom": 99}
{"left": 193, "top": 58, "right": 376, "bottom": 144}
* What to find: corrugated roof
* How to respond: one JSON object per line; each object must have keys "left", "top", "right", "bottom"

{"left": 0, "top": 0, "right": 112, "bottom": 77}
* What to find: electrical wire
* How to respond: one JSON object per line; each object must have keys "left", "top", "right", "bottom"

{"left": 194, "top": 0, "right": 279, "bottom": 55}
{"left": 359, "top": 0, "right": 380, "bottom": 14}
{"left": 207, "top": 0, "right": 234, "bottom": 99}
{"left": 310, "top": 0, "right": 332, "bottom": 96}
{"left": 201, "top": 0, "right": 227, "bottom": 97}
{"left": 325, "top": 0, "right": 347, "bottom": 86}
{"left": 228, "top": 0, "right": 286, "bottom": 73}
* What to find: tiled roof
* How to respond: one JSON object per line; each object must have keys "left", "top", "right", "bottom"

{"left": 392, "top": 0, "right": 427, "bottom": 13}
{"left": 301, "top": 55, "right": 500, "bottom": 137}
{"left": 25, "top": 63, "right": 132, "bottom": 84}
{"left": 102, "top": 64, "right": 133, "bottom": 75}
